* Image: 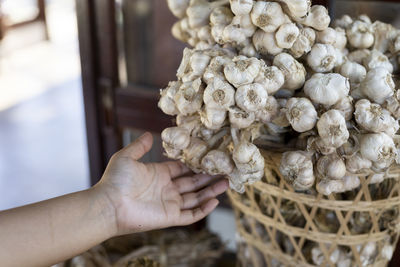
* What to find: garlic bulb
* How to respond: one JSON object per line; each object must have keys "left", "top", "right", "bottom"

{"left": 346, "top": 153, "right": 372, "bottom": 173}
{"left": 224, "top": 56, "right": 262, "bottom": 87}
{"left": 162, "top": 127, "right": 191, "bottom": 159}
{"left": 177, "top": 49, "right": 211, "bottom": 82}
{"left": 334, "top": 14, "right": 353, "bottom": 29}
{"left": 276, "top": 0, "right": 311, "bottom": 19}
{"left": 201, "top": 149, "right": 234, "bottom": 175}
{"left": 186, "top": 0, "right": 227, "bottom": 28}
{"left": 307, "top": 44, "right": 337, "bottom": 73}
{"left": 333, "top": 96, "right": 354, "bottom": 121}
{"left": 159, "top": 81, "right": 181, "bottom": 116}
{"left": 290, "top": 27, "right": 316, "bottom": 58}
{"left": 390, "top": 34, "right": 400, "bottom": 54}
{"left": 369, "top": 172, "right": 385, "bottom": 184}
{"left": 360, "top": 67, "right": 394, "bottom": 104}
{"left": 252, "top": 30, "right": 283, "bottom": 56}
{"left": 200, "top": 106, "right": 226, "bottom": 130}
{"left": 363, "top": 49, "right": 393, "bottom": 73}
{"left": 373, "top": 20, "right": 397, "bottom": 53}
{"left": 203, "top": 77, "right": 235, "bottom": 109}
{"left": 304, "top": 73, "right": 350, "bottom": 106}
{"left": 317, "top": 110, "right": 349, "bottom": 148}
{"left": 174, "top": 78, "right": 204, "bottom": 115}
{"left": 346, "top": 20, "right": 374, "bottom": 49}
{"left": 229, "top": 0, "right": 253, "bottom": 16}
{"left": 381, "top": 244, "right": 394, "bottom": 261}
{"left": 339, "top": 61, "right": 366, "bottom": 85}
{"left": 210, "top": 7, "right": 234, "bottom": 44}
{"left": 383, "top": 91, "right": 400, "bottom": 120}
{"left": 354, "top": 99, "right": 399, "bottom": 136}
{"left": 229, "top": 106, "right": 255, "bottom": 129}
{"left": 275, "top": 23, "right": 300, "bottom": 49}
{"left": 254, "top": 65, "right": 285, "bottom": 95}
{"left": 280, "top": 151, "right": 315, "bottom": 190}
{"left": 203, "top": 55, "right": 231, "bottom": 84}
{"left": 183, "top": 137, "right": 209, "bottom": 172}
{"left": 317, "top": 154, "right": 346, "bottom": 180}
{"left": 347, "top": 49, "right": 371, "bottom": 65}
{"left": 317, "top": 174, "right": 360, "bottom": 195}
{"left": 232, "top": 140, "right": 265, "bottom": 174}
{"left": 250, "top": 1, "right": 286, "bottom": 33}
{"left": 316, "top": 27, "right": 346, "bottom": 50}
{"left": 285, "top": 97, "right": 318, "bottom": 133}
{"left": 273, "top": 53, "right": 306, "bottom": 90}
{"left": 311, "top": 246, "right": 341, "bottom": 265}
{"left": 360, "top": 133, "right": 397, "bottom": 164}
{"left": 167, "top": 0, "right": 190, "bottom": 18}
{"left": 295, "top": 5, "right": 330, "bottom": 31}
{"left": 256, "top": 96, "right": 280, "bottom": 123}
{"left": 235, "top": 83, "right": 268, "bottom": 112}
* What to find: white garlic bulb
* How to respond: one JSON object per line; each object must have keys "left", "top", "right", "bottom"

{"left": 229, "top": 0, "right": 253, "bottom": 16}
{"left": 203, "top": 55, "right": 231, "bottom": 84}
{"left": 363, "top": 49, "right": 393, "bottom": 73}
{"left": 346, "top": 20, "right": 374, "bottom": 49}
{"left": 183, "top": 137, "right": 209, "bottom": 173}
{"left": 333, "top": 96, "right": 354, "bottom": 121}
{"left": 250, "top": 1, "right": 286, "bottom": 33}
{"left": 360, "top": 133, "right": 397, "bottom": 164}
{"left": 252, "top": 30, "right": 283, "bottom": 56}
{"left": 256, "top": 96, "right": 280, "bottom": 124}
{"left": 381, "top": 244, "right": 394, "bottom": 261}
{"left": 158, "top": 81, "right": 181, "bottom": 116}
{"left": 333, "top": 14, "right": 353, "bottom": 29}
{"left": 295, "top": 5, "right": 330, "bottom": 31}
{"left": 162, "top": 127, "right": 191, "bottom": 159}
{"left": 383, "top": 91, "right": 400, "bottom": 120}
{"left": 235, "top": 83, "right": 268, "bottom": 112}
{"left": 346, "top": 153, "right": 372, "bottom": 173}
{"left": 369, "top": 172, "right": 385, "bottom": 184}
{"left": 316, "top": 27, "right": 337, "bottom": 46}
{"left": 317, "top": 174, "right": 360, "bottom": 195}
{"left": 354, "top": 99, "right": 399, "bottom": 136}
{"left": 290, "top": 27, "right": 316, "bottom": 58}
{"left": 203, "top": 77, "right": 235, "bottom": 109}
{"left": 280, "top": 151, "right": 315, "bottom": 190}
{"left": 275, "top": 23, "right": 300, "bottom": 49}
{"left": 347, "top": 49, "right": 371, "bottom": 65}
{"left": 372, "top": 21, "right": 397, "bottom": 53}
{"left": 167, "top": 0, "right": 190, "bottom": 18}
{"left": 229, "top": 106, "right": 256, "bottom": 129}
{"left": 317, "top": 109, "right": 349, "bottom": 148}
{"left": 224, "top": 56, "right": 262, "bottom": 87}
{"left": 232, "top": 140, "right": 265, "bottom": 174}
{"left": 285, "top": 97, "right": 318, "bottom": 133}
{"left": 339, "top": 61, "right": 366, "bottom": 85}
{"left": 307, "top": 44, "right": 337, "bottom": 73}
{"left": 360, "top": 67, "right": 394, "bottom": 104}
{"left": 304, "top": 73, "right": 350, "bottom": 106}
{"left": 174, "top": 78, "right": 204, "bottom": 115}
{"left": 254, "top": 65, "right": 285, "bottom": 95}
{"left": 311, "top": 246, "right": 341, "bottom": 266}
{"left": 186, "top": 0, "right": 227, "bottom": 28}
{"left": 210, "top": 7, "right": 234, "bottom": 44}
{"left": 200, "top": 106, "right": 227, "bottom": 130}
{"left": 273, "top": 53, "right": 306, "bottom": 91}
{"left": 201, "top": 149, "right": 234, "bottom": 175}
{"left": 316, "top": 154, "right": 346, "bottom": 180}
{"left": 276, "top": 0, "right": 311, "bottom": 19}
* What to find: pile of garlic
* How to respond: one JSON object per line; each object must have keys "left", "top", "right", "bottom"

{"left": 161, "top": 0, "right": 400, "bottom": 195}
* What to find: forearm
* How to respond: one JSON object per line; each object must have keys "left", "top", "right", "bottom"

{"left": 0, "top": 187, "right": 116, "bottom": 267}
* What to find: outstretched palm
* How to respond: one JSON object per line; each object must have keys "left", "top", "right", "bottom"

{"left": 97, "top": 133, "right": 228, "bottom": 235}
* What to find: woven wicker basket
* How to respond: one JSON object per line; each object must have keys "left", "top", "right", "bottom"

{"left": 228, "top": 150, "right": 400, "bottom": 267}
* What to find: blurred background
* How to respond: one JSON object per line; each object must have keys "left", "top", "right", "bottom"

{"left": 2, "top": 0, "right": 400, "bottom": 260}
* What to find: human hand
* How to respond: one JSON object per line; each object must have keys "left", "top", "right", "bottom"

{"left": 94, "top": 132, "right": 229, "bottom": 236}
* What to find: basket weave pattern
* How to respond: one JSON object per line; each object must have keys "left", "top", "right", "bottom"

{"left": 228, "top": 151, "right": 400, "bottom": 267}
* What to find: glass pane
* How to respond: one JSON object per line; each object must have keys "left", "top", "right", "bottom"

{"left": 332, "top": 0, "right": 400, "bottom": 26}
{"left": 116, "top": 0, "right": 185, "bottom": 89}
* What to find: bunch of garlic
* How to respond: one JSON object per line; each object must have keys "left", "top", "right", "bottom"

{"left": 162, "top": 0, "right": 400, "bottom": 195}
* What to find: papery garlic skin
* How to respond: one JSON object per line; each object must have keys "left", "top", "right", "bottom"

{"left": 183, "top": 137, "right": 209, "bottom": 173}
{"left": 383, "top": 91, "right": 400, "bottom": 120}
{"left": 235, "top": 83, "right": 268, "bottom": 112}
{"left": 276, "top": 0, "right": 311, "bottom": 19}
{"left": 256, "top": 96, "right": 280, "bottom": 123}
{"left": 250, "top": 1, "right": 286, "bottom": 33}
{"left": 273, "top": 53, "right": 306, "bottom": 90}
{"left": 158, "top": 81, "right": 181, "bottom": 116}
{"left": 317, "top": 110, "right": 349, "bottom": 148}
{"left": 334, "top": 14, "right": 353, "bottom": 29}
{"left": 201, "top": 150, "right": 234, "bottom": 175}
{"left": 174, "top": 78, "right": 204, "bottom": 115}
{"left": 316, "top": 27, "right": 346, "bottom": 49}
{"left": 203, "top": 77, "right": 235, "bottom": 109}
{"left": 254, "top": 65, "right": 285, "bottom": 95}
{"left": 232, "top": 141, "right": 265, "bottom": 174}
{"left": 203, "top": 56, "right": 231, "bottom": 84}
{"left": 229, "top": 106, "right": 255, "bottom": 129}
{"left": 224, "top": 56, "right": 262, "bottom": 87}
{"left": 346, "top": 153, "right": 372, "bottom": 173}
{"left": 346, "top": 20, "right": 374, "bottom": 49}
{"left": 210, "top": 7, "right": 234, "bottom": 44}
{"left": 360, "top": 67, "right": 395, "bottom": 105}
{"left": 290, "top": 27, "right": 316, "bottom": 58}
{"left": 295, "top": 5, "right": 330, "bottom": 31}
{"left": 167, "top": 0, "right": 190, "bottom": 18}
{"left": 307, "top": 44, "right": 337, "bottom": 73}
{"left": 252, "top": 30, "right": 283, "bottom": 56}
{"left": 304, "top": 73, "right": 350, "bottom": 106}
{"left": 333, "top": 96, "right": 354, "bottom": 121}
{"left": 373, "top": 20, "right": 397, "bottom": 53}
{"left": 275, "top": 23, "right": 300, "bottom": 49}
{"left": 230, "top": 0, "right": 253, "bottom": 16}
{"left": 162, "top": 126, "right": 191, "bottom": 159}
{"left": 360, "top": 133, "right": 397, "bottom": 164}
{"left": 317, "top": 174, "right": 360, "bottom": 195}
{"left": 280, "top": 151, "right": 315, "bottom": 190}
{"left": 363, "top": 49, "right": 393, "bottom": 73}
{"left": 316, "top": 154, "right": 346, "bottom": 180}
{"left": 354, "top": 99, "right": 399, "bottom": 136}
{"left": 285, "top": 97, "right": 318, "bottom": 133}
{"left": 339, "top": 61, "right": 366, "bottom": 85}
{"left": 200, "top": 106, "right": 226, "bottom": 130}
{"left": 347, "top": 49, "right": 371, "bottom": 65}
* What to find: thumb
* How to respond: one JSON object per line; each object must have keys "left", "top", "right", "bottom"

{"left": 120, "top": 132, "right": 153, "bottom": 160}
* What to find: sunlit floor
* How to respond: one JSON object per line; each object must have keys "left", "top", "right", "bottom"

{"left": 0, "top": 0, "right": 89, "bottom": 210}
